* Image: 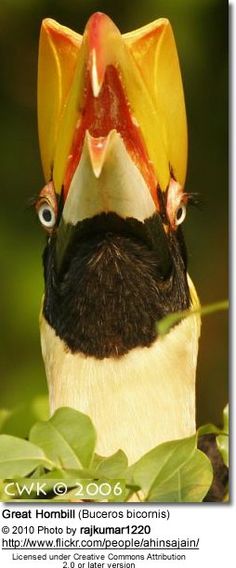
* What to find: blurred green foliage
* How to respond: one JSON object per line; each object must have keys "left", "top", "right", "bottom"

{"left": 0, "top": 0, "right": 227, "bottom": 427}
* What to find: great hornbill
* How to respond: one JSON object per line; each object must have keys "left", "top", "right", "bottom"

{"left": 36, "top": 13, "right": 200, "bottom": 465}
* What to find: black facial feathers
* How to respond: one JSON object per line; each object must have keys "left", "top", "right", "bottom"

{"left": 43, "top": 212, "right": 190, "bottom": 358}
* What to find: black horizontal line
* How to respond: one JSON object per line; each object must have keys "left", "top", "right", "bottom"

{"left": 2, "top": 547, "right": 199, "bottom": 551}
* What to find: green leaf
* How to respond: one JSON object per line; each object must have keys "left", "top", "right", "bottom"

{"left": 216, "top": 435, "right": 229, "bottom": 467}
{"left": 222, "top": 404, "right": 229, "bottom": 434}
{"left": 0, "top": 435, "right": 51, "bottom": 478}
{"left": 94, "top": 450, "right": 128, "bottom": 479}
{"left": 157, "top": 300, "right": 228, "bottom": 336}
{"left": 42, "top": 469, "right": 88, "bottom": 479}
{"left": 30, "top": 466, "right": 45, "bottom": 478}
{"left": 148, "top": 449, "right": 213, "bottom": 502}
{"left": 30, "top": 421, "right": 81, "bottom": 471}
{"left": 91, "top": 454, "right": 104, "bottom": 468}
{"left": 198, "top": 405, "right": 229, "bottom": 471}
{"left": 131, "top": 435, "right": 196, "bottom": 495}
{"left": 30, "top": 407, "right": 96, "bottom": 470}
{"left": 198, "top": 405, "right": 229, "bottom": 439}
{"left": 216, "top": 404, "right": 229, "bottom": 467}
{"left": 198, "top": 423, "right": 221, "bottom": 437}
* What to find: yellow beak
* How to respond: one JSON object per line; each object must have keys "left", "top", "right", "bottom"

{"left": 38, "top": 13, "right": 187, "bottom": 202}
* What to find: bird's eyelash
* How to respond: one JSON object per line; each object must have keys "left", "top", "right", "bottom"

{"left": 26, "top": 196, "right": 39, "bottom": 210}
{"left": 27, "top": 191, "right": 61, "bottom": 211}
{"left": 157, "top": 187, "right": 202, "bottom": 225}
{"left": 183, "top": 192, "right": 203, "bottom": 209}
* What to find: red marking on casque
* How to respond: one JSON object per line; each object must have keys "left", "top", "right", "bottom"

{"left": 63, "top": 65, "right": 158, "bottom": 206}
{"left": 86, "top": 12, "right": 111, "bottom": 90}
{"left": 86, "top": 12, "right": 107, "bottom": 54}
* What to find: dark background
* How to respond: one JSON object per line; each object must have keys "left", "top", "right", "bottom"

{"left": 0, "top": 0, "right": 228, "bottom": 433}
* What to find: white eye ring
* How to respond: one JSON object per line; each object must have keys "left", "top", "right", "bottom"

{"left": 175, "top": 203, "right": 187, "bottom": 225}
{"left": 38, "top": 203, "right": 56, "bottom": 229}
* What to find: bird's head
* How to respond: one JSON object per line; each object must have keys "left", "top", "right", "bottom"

{"left": 36, "top": 13, "right": 192, "bottom": 358}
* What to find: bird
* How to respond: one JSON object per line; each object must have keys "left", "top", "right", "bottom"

{"left": 36, "top": 13, "right": 201, "bottom": 465}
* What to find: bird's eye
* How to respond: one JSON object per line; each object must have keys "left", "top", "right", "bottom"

{"left": 38, "top": 202, "right": 56, "bottom": 230}
{"left": 175, "top": 203, "right": 186, "bottom": 225}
